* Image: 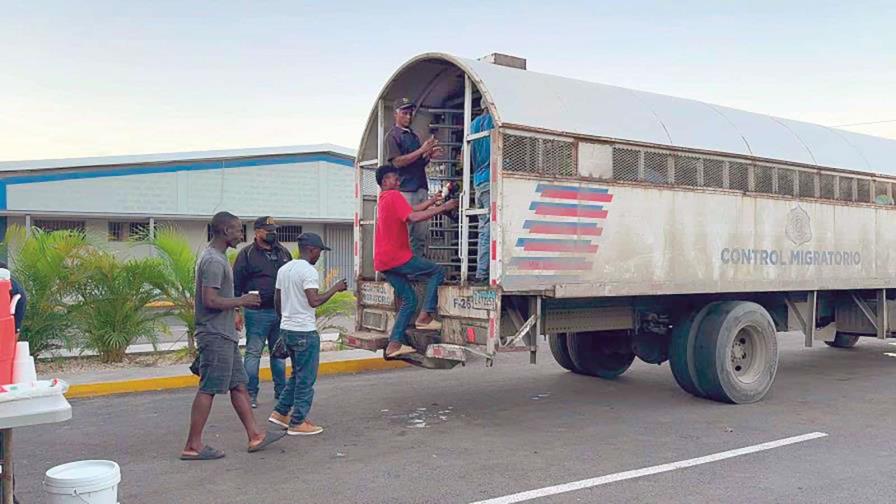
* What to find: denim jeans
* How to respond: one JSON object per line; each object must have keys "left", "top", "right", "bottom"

{"left": 383, "top": 256, "right": 445, "bottom": 343}
{"left": 274, "top": 329, "right": 320, "bottom": 425}
{"left": 401, "top": 189, "right": 430, "bottom": 258}
{"left": 475, "top": 183, "right": 491, "bottom": 281}
{"left": 243, "top": 308, "right": 286, "bottom": 399}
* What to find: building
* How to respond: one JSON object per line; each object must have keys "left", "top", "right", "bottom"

{"left": 0, "top": 144, "right": 357, "bottom": 286}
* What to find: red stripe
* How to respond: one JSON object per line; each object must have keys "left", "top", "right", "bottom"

{"left": 515, "top": 260, "right": 590, "bottom": 270}
{"left": 541, "top": 190, "right": 613, "bottom": 202}
{"left": 535, "top": 207, "right": 608, "bottom": 218}
{"left": 466, "top": 327, "right": 476, "bottom": 343}
{"left": 354, "top": 241, "right": 358, "bottom": 257}
{"left": 355, "top": 182, "right": 359, "bottom": 199}
{"left": 529, "top": 225, "right": 603, "bottom": 236}
{"left": 491, "top": 240, "right": 497, "bottom": 260}
{"left": 491, "top": 278, "right": 497, "bottom": 286}
{"left": 522, "top": 242, "right": 598, "bottom": 253}
{"left": 354, "top": 212, "right": 359, "bottom": 227}
{"left": 491, "top": 201, "right": 497, "bottom": 220}
{"left": 488, "top": 318, "right": 496, "bottom": 340}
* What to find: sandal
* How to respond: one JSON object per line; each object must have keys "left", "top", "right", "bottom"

{"left": 180, "top": 445, "right": 225, "bottom": 461}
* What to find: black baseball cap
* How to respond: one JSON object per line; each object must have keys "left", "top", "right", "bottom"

{"left": 375, "top": 164, "right": 399, "bottom": 186}
{"left": 254, "top": 216, "right": 278, "bottom": 230}
{"left": 393, "top": 97, "right": 415, "bottom": 111}
{"left": 297, "top": 232, "right": 331, "bottom": 251}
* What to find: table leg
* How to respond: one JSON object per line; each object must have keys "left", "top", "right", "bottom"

{"left": 1, "top": 429, "right": 11, "bottom": 504}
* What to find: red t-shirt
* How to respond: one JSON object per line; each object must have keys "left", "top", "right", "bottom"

{"left": 374, "top": 190, "right": 414, "bottom": 272}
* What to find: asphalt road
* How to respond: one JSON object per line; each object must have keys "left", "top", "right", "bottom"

{"left": 13, "top": 334, "right": 896, "bottom": 503}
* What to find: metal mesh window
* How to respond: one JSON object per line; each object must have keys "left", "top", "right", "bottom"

{"left": 798, "top": 171, "right": 817, "bottom": 198}
{"left": 503, "top": 134, "right": 574, "bottom": 177}
{"left": 728, "top": 162, "right": 749, "bottom": 191}
{"left": 838, "top": 177, "right": 855, "bottom": 202}
{"left": 703, "top": 159, "right": 724, "bottom": 188}
{"left": 856, "top": 179, "right": 871, "bottom": 203}
{"left": 278, "top": 225, "right": 303, "bottom": 242}
{"left": 643, "top": 151, "right": 670, "bottom": 184}
{"left": 673, "top": 156, "right": 699, "bottom": 186}
{"left": 33, "top": 220, "right": 85, "bottom": 233}
{"left": 754, "top": 165, "right": 774, "bottom": 194}
{"left": 820, "top": 174, "right": 836, "bottom": 199}
{"left": 108, "top": 222, "right": 125, "bottom": 241}
{"left": 361, "top": 168, "right": 378, "bottom": 196}
{"left": 612, "top": 148, "right": 640, "bottom": 181}
{"left": 874, "top": 180, "right": 891, "bottom": 204}
{"left": 777, "top": 168, "right": 796, "bottom": 197}
{"left": 128, "top": 222, "right": 149, "bottom": 239}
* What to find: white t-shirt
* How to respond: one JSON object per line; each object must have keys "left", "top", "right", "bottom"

{"left": 276, "top": 259, "right": 320, "bottom": 332}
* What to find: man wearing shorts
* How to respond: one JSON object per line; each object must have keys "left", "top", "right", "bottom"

{"left": 181, "top": 211, "right": 285, "bottom": 461}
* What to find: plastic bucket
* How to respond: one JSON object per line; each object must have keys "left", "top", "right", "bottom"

{"left": 44, "top": 460, "right": 120, "bottom": 504}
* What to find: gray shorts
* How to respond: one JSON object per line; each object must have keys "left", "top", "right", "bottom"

{"left": 197, "top": 334, "right": 248, "bottom": 395}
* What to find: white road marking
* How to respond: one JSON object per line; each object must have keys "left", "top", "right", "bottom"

{"left": 470, "top": 432, "right": 828, "bottom": 504}
{"left": 883, "top": 352, "right": 896, "bottom": 358}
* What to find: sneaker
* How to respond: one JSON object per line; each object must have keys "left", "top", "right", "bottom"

{"left": 385, "top": 341, "right": 417, "bottom": 358}
{"left": 287, "top": 421, "right": 323, "bottom": 436}
{"left": 268, "top": 411, "right": 290, "bottom": 429}
{"left": 250, "top": 397, "right": 258, "bottom": 409}
{"left": 415, "top": 319, "right": 442, "bottom": 331}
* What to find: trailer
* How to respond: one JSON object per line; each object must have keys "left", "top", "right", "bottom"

{"left": 348, "top": 52, "right": 896, "bottom": 403}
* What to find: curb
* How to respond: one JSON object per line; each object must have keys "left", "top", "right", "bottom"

{"left": 65, "top": 357, "right": 407, "bottom": 399}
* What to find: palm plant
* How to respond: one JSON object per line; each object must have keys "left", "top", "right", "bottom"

{"left": 4, "top": 226, "right": 89, "bottom": 357}
{"left": 141, "top": 226, "right": 199, "bottom": 352}
{"left": 70, "top": 251, "right": 171, "bottom": 363}
{"left": 318, "top": 269, "right": 355, "bottom": 341}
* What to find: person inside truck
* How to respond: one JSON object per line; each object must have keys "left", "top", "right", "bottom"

{"left": 374, "top": 164, "right": 459, "bottom": 358}
{"left": 470, "top": 101, "right": 494, "bottom": 283}
{"left": 385, "top": 97, "right": 443, "bottom": 258}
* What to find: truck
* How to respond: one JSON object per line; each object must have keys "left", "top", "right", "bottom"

{"left": 347, "top": 52, "right": 896, "bottom": 404}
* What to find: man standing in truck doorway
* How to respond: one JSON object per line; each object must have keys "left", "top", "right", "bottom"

{"left": 470, "top": 101, "right": 494, "bottom": 283}
{"left": 374, "top": 164, "right": 459, "bottom": 358}
{"left": 386, "top": 97, "right": 443, "bottom": 258}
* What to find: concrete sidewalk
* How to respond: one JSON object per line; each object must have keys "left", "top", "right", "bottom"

{"left": 56, "top": 348, "right": 405, "bottom": 398}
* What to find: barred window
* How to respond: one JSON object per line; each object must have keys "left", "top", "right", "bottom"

{"left": 108, "top": 222, "right": 125, "bottom": 241}
{"left": 33, "top": 219, "right": 85, "bottom": 233}
{"left": 278, "top": 225, "right": 304, "bottom": 243}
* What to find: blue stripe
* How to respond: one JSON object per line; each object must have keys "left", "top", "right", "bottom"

{"left": 536, "top": 183, "right": 609, "bottom": 194}
{"left": 530, "top": 202, "right": 604, "bottom": 211}
{"left": 0, "top": 181, "right": 6, "bottom": 210}
{"left": 0, "top": 153, "right": 353, "bottom": 186}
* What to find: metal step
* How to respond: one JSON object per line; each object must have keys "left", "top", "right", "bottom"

{"left": 342, "top": 331, "right": 389, "bottom": 351}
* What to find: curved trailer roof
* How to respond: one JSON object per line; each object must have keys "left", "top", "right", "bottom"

{"left": 361, "top": 53, "right": 895, "bottom": 176}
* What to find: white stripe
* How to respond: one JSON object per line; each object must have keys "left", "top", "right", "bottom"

{"left": 470, "top": 432, "right": 828, "bottom": 504}
{"left": 884, "top": 352, "right": 896, "bottom": 358}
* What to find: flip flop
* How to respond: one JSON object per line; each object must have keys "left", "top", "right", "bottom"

{"left": 385, "top": 344, "right": 417, "bottom": 359}
{"left": 180, "top": 445, "right": 225, "bottom": 461}
{"left": 248, "top": 430, "right": 287, "bottom": 453}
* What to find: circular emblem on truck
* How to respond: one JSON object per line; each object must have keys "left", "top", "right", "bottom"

{"left": 786, "top": 206, "right": 812, "bottom": 246}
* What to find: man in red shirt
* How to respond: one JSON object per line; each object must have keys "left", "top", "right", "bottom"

{"left": 374, "top": 165, "right": 459, "bottom": 358}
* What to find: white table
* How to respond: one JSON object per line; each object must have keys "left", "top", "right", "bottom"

{"left": 0, "top": 394, "right": 72, "bottom": 504}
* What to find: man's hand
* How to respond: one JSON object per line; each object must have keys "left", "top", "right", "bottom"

{"left": 235, "top": 311, "right": 244, "bottom": 331}
{"left": 429, "top": 146, "right": 444, "bottom": 159}
{"left": 334, "top": 279, "right": 348, "bottom": 292}
{"left": 240, "top": 292, "right": 261, "bottom": 308}
{"left": 443, "top": 198, "right": 460, "bottom": 212}
{"left": 421, "top": 136, "right": 439, "bottom": 155}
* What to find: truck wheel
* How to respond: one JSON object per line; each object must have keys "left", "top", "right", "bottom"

{"left": 824, "top": 332, "right": 860, "bottom": 349}
{"left": 668, "top": 304, "right": 717, "bottom": 398}
{"left": 548, "top": 333, "right": 577, "bottom": 372}
{"left": 693, "top": 301, "right": 778, "bottom": 404}
{"left": 566, "top": 331, "right": 635, "bottom": 379}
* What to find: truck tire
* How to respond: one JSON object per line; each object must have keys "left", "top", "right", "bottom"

{"left": 824, "top": 332, "right": 860, "bottom": 349}
{"left": 693, "top": 301, "right": 778, "bottom": 404}
{"left": 548, "top": 333, "right": 577, "bottom": 372}
{"left": 566, "top": 331, "right": 635, "bottom": 379}
{"left": 668, "top": 304, "right": 717, "bottom": 398}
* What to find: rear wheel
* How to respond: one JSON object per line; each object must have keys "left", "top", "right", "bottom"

{"left": 693, "top": 301, "right": 778, "bottom": 404}
{"left": 825, "top": 332, "right": 860, "bottom": 349}
{"left": 548, "top": 333, "right": 577, "bottom": 372}
{"left": 566, "top": 331, "right": 635, "bottom": 379}
{"left": 668, "top": 304, "right": 717, "bottom": 398}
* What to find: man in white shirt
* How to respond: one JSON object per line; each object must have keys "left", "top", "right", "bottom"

{"left": 268, "top": 233, "right": 346, "bottom": 436}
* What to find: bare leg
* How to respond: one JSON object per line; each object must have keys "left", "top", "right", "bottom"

{"left": 415, "top": 312, "right": 433, "bottom": 325}
{"left": 230, "top": 385, "right": 264, "bottom": 445}
{"left": 183, "top": 391, "right": 214, "bottom": 455}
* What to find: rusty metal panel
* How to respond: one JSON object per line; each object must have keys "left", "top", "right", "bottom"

{"left": 498, "top": 175, "right": 896, "bottom": 296}
{"left": 544, "top": 305, "right": 634, "bottom": 333}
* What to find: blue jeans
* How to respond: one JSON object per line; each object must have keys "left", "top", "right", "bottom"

{"left": 243, "top": 308, "right": 286, "bottom": 400}
{"left": 274, "top": 330, "right": 320, "bottom": 425}
{"left": 475, "top": 183, "right": 491, "bottom": 280}
{"left": 383, "top": 256, "right": 445, "bottom": 343}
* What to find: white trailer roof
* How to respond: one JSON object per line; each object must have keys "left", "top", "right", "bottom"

{"left": 395, "top": 53, "right": 894, "bottom": 176}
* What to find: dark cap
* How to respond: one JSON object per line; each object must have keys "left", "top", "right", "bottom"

{"left": 375, "top": 164, "right": 399, "bottom": 186}
{"left": 254, "top": 216, "right": 278, "bottom": 230}
{"left": 297, "top": 232, "right": 331, "bottom": 251}
{"left": 393, "top": 97, "right": 415, "bottom": 111}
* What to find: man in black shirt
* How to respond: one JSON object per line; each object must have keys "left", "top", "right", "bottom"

{"left": 233, "top": 216, "right": 292, "bottom": 408}
{"left": 386, "top": 97, "right": 443, "bottom": 257}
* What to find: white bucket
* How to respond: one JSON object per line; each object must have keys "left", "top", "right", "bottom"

{"left": 44, "top": 460, "right": 121, "bottom": 504}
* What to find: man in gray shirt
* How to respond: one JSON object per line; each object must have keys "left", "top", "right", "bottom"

{"left": 181, "top": 211, "right": 285, "bottom": 460}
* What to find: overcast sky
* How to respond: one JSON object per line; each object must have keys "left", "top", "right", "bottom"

{"left": 1, "top": 0, "right": 893, "bottom": 161}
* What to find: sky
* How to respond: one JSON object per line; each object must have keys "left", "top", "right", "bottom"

{"left": 1, "top": 0, "right": 894, "bottom": 161}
